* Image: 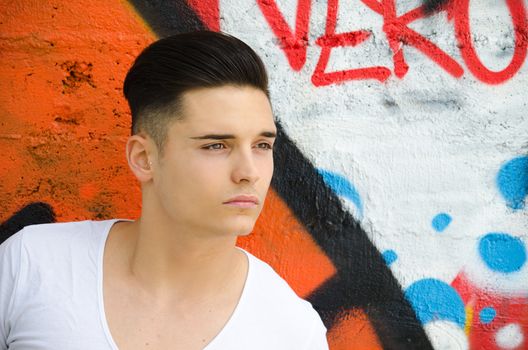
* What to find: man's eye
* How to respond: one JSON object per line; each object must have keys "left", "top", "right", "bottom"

{"left": 257, "top": 143, "right": 273, "bottom": 150}
{"left": 203, "top": 143, "right": 226, "bottom": 150}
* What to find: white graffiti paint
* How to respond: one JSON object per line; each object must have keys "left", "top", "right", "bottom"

{"left": 495, "top": 323, "right": 524, "bottom": 349}
{"left": 424, "top": 320, "right": 469, "bottom": 350}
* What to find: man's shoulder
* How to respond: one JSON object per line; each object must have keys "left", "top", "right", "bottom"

{"left": 24, "top": 219, "right": 100, "bottom": 232}
{"left": 16, "top": 220, "right": 94, "bottom": 246}
{"left": 226, "top": 250, "right": 328, "bottom": 349}
{"left": 21, "top": 219, "right": 116, "bottom": 239}
{"left": 4, "top": 219, "right": 115, "bottom": 259}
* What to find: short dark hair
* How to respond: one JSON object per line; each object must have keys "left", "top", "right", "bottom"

{"left": 123, "top": 30, "right": 270, "bottom": 154}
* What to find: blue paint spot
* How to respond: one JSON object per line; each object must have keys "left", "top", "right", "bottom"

{"left": 432, "top": 213, "right": 452, "bottom": 232}
{"left": 405, "top": 278, "right": 466, "bottom": 328}
{"left": 317, "top": 169, "right": 363, "bottom": 218}
{"left": 478, "top": 233, "right": 526, "bottom": 273}
{"left": 497, "top": 156, "right": 528, "bottom": 210}
{"left": 479, "top": 307, "right": 496, "bottom": 324}
{"left": 382, "top": 250, "right": 398, "bottom": 266}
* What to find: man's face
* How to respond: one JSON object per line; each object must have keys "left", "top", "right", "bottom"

{"left": 152, "top": 85, "right": 276, "bottom": 238}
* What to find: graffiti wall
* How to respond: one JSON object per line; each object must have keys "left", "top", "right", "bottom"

{"left": 1, "top": 0, "right": 527, "bottom": 349}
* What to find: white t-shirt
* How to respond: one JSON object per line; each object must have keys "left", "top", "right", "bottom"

{"left": 0, "top": 219, "right": 328, "bottom": 349}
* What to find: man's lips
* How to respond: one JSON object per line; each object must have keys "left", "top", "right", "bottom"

{"left": 223, "top": 195, "right": 259, "bottom": 207}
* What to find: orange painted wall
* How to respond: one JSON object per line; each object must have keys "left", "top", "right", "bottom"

{"left": 0, "top": 0, "right": 153, "bottom": 221}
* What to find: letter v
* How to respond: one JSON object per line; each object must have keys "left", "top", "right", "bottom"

{"left": 257, "top": 0, "right": 312, "bottom": 71}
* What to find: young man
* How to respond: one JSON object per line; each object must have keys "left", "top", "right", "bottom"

{"left": 0, "top": 31, "right": 328, "bottom": 349}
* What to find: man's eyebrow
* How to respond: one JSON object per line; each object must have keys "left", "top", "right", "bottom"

{"left": 190, "top": 131, "right": 277, "bottom": 140}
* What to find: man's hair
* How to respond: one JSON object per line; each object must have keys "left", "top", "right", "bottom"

{"left": 123, "top": 30, "right": 270, "bottom": 154}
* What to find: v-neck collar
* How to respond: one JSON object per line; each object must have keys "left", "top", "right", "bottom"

{"left": 95, "top": 219, "right": 252, "bottom": 350}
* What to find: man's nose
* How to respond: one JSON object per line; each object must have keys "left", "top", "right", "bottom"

{"left": 231, "top": 149, "right": 260, "bottom": 184}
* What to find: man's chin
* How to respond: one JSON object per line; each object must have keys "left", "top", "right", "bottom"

{"left": 227, "top": 219, "right": 257, "bottom": 237}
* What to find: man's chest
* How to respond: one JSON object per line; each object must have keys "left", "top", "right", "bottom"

{"left": 103, "top": 282, "right": 239, "bottom": 350}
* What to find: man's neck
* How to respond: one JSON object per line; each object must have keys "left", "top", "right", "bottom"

{"left": 107, "top": 215, "right": 247, "bottom": 306}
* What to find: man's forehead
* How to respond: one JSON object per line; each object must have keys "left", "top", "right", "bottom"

{"left": 175, "top": 89, "right": 275, "bottom": 130}
{"left": 167, "top": 111, "right": 277, "bottom": 139}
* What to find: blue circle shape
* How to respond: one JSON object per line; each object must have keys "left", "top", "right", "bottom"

{"left": 382, "top": 250, "right": 398, "bottom": 266}
{"left": 496, "top": 156, "right": 528, "bottom": 210}
{"left": 405, "top": 278, "right": 466, "bottom": 327}
{"left": 478, "top": 233, "right": 527, "bottom": 273}
{"left": 432, "top": 213, "right": 452, "bottom": 232}
{"left": 479, "top": 307, "right": 496, "bottom": 324}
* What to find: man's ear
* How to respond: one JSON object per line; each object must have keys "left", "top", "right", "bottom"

{"left": 126, "top": 134, "right": 154, "bottom": 183}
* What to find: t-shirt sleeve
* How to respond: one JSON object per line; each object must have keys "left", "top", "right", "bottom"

{"left": 0, "top": 229, "right": 25, "bottom": 349}
{"left": 304, "top": 310, "right": 329, "bottom": 350}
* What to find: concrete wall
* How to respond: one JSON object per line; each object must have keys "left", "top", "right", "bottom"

{"left": 0, "top": 1, "right": 526, "bottom": 349}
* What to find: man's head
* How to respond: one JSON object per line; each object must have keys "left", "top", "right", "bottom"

{"left": 123, "top": 31, "right": 276, "bottom": 237}
{"left": 123, "top": 30, "right": 270, "bottom": 155}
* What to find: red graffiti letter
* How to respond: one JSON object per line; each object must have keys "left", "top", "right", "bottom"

{"left": 257, "top": 0, "right": 312, "bottom": 71}
{"left": 362, "top": 0, "right": 464, "bottom": 79}
{"left": 312, "top": 0, "right": 392, "bottom": 86}
{"left": 453, "top": 0, "right": 527, "bottom": 84}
